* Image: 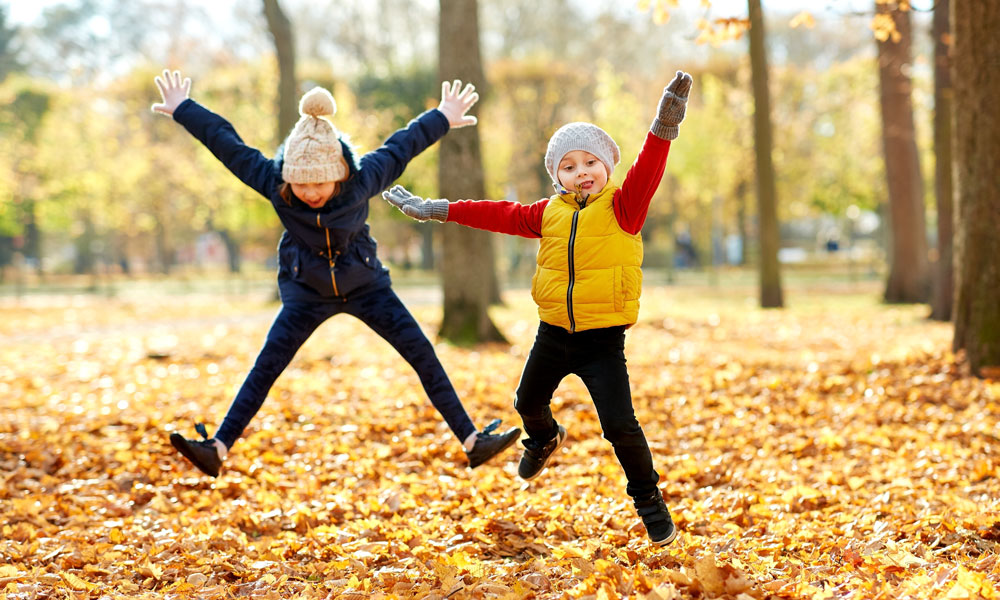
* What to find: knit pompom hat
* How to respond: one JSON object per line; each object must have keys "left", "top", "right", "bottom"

{"left": 544, "top": 122, "right": 621, "bottom": 188}
{"left": 281, "top": 87, "right": 348, "bottom": 184}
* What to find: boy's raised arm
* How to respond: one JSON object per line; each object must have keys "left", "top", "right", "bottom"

{"left": 616, "top": 70, "right": 693, "bottom": 234}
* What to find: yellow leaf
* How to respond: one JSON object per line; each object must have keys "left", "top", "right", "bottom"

{"left": 847, "top": 477, "right": 867, "bottom": 490}
{"left": 60, "top": 572, "right": 93, "bottom": 591}
{"left": 142, "top": 559, "right": 162, "bottom": 580}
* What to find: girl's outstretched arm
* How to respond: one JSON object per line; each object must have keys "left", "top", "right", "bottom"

{"left": 152, "top": 68, "right": 280, "bottom": 200}
{"left": 359, "top": 80, "right": 480, "bottom": 196}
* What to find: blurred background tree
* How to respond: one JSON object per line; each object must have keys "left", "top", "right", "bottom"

{"left": 3, "top": 0, "right": 995, "bottom": 371}
{"left": 0, "top": 0, "right": 908, "bottom": 283}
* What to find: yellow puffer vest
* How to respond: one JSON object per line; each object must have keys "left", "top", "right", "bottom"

{"left": 531, "top": 185, "right": 643, "bottom": 332}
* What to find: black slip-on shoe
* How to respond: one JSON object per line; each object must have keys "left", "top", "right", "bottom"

{"left": 170, "top": 423, "right": 222, "bottom": 478}
{"left": 517, "top": 424, "right": 567, "bottom": 480}
{"left": 466, "top": 419, "right": 522, "bottom": 468}
{"left": 634, "top": 488, "right": 677, "bottom": 546}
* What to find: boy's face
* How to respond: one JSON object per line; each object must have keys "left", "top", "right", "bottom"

{"left": 291, "top": 181, "right": 338, "bottom": 209}
{"left": 556, "top": 150, "right": 609, "bottom": 199}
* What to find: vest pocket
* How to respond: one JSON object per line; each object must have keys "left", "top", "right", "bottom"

{"left": 614, "top": 266, "right": 624, "bottom": 313}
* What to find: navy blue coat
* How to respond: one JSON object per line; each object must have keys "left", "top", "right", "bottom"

{"left": 173, "top": 99, "right": 450, "bottom": 303}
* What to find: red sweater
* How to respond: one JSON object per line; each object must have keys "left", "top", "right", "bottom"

{"left": 447, "top": 132, "right": 671, "bottom": 236}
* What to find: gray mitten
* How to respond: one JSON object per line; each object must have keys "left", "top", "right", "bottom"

{"left": 650, "top": 70, "right": 693, "bottom": 140}
{"left": 382, "top": 185, "right": 449, "bottom": 222}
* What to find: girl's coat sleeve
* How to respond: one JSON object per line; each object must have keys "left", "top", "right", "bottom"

{"left": 447, "top": 199, "right": 548, "bottom": 238}
{"left": 172, "top": 99, "right": 280, "bottom": 199}
{"left": 614, "top": 133, "right": 672, "bottom": 235}
{"left": 358, "top": 109, "right": 451, "bottom": 197}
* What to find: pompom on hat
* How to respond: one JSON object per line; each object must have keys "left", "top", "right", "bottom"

{"left": 544, "top": 122, "right": 620, "bottom": 189}
{"left": 281, "top": 87, "right": 348, "bottom": 184}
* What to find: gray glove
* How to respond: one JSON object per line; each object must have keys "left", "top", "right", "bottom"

{"left": 650, "top": 70, "right": 693, "bottom": 140}
{"left": 382, "top": 185, "right": 449, "bottom": 222}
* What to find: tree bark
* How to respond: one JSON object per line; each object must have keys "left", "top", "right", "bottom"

{"left": 747, "top": 0, "right": 783, "bottom": 308}
{"left": 876, "top": 2, "right": 929, "bottom": 304}
{"left": 438, "top": 0, "right": 505, "bottom": 344}
{"left": 929, "top": 0, "right": 954, "bottom": 321}
{"left": 263, "top": 0, "right": 298, "bottom": 141}
{"left": 215, "top": 229, "right": 242, "bottom": 274}
{"left": 951, "top": 0, "right": 1000, "bottom": 376}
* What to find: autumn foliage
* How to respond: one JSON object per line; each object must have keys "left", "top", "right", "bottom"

{"left": 2, "top": 284, "right": 998, "bottom": 599}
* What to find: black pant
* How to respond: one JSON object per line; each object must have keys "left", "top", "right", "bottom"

{"left": 514, "top": 321, "right": 659, "bottom": 499}
{"left": 214, "top": 287, "right": 476, "bottom": 448}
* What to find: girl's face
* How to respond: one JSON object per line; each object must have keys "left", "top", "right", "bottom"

{"left": 291, "top": 182, "right": 338, "bottom": 209}
{"left": 557, "top": 150, "right": 608, "bottom": 199}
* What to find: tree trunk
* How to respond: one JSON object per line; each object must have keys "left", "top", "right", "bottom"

{"left": 22, "top": 202, "right": 43, "bottom": 276}
{"left": 262, "top": 0, "right": 298, "bottom": 141}
{"left": 736, "top": 179, "right": 748, "bottom": 266}
{"left": 419, "top": 223, "right": 435, "bottom": 270}
{"left": 951, "top": 0, "right": 1000, "bottom": 376}
{"left": 73, "top": 212, "right": 96, "bottom": 275}
{"left": 438, "top": 0, "right": 505, "bottom": 344}
{"left": 929, "top": 0, "right": 954, "bottom": 321}
{"left": 877, "top": 2, "right": 929, "bottom": 304}
{"left": 748, "top": 0, "right": 783, "bottom": 308}
{"left": 215, "top": 229, "right": 242, "bottom": 274}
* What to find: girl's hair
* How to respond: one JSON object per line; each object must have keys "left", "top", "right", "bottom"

{"left": 279, "top": 156, "right": 349, "bottom": 205}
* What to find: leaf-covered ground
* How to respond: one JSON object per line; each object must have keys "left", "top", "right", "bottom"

{"left": 2, "top": 283, "right": 998, "bottom": 599}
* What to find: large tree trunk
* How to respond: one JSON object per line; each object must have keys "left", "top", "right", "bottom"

{"left": 438, "top": 0, "right": 505, "bottom": 344}
{"left": 263, "top": 0, "right": 298, "bottom": 141}
{"left": 747, "top": 0, "right": 783, "bottom": 308}
{"left": 877, "top": 2, "right": 929, "bottom": 304}
{"left": 951, "top": 0, "right": 1000, "bottom": 377}
{"left": 929, "top": 0, "right": 954, "bottom": 321}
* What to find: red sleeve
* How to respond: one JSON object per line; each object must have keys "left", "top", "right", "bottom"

{"left": 447, "top": 198, "right": 547, "bottom": 238}
{"left": 614, "top": 133, "right": 672, "bottom": 235}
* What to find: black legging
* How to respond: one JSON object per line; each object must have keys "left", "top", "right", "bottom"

{"left": 214, "top": 287, "right": 476, "bottom": 448}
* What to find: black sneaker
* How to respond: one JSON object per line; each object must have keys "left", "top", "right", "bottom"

{"left": 466, "top": 419, "right": 522, "bottom": 468}
{"left": 169, "top": 423, "right": 223, "bottom": 478}
{"left": 517, "top": 424, "right": 567, "bottom": 480}
{"left": 634, "top": 488, "right": 677, "bottom": 546}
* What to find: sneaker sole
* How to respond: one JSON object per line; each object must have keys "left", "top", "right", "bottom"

{"left": 521, "top": 429, "right": 567, "bottom": 481}
{"left": 650, "top": 527, "right": 678, "bottom": 546}
{"left": 169, "top": 433, "right": 220, "bottom": 478}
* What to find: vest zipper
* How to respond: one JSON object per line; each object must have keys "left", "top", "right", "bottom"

{"left": 319, "top": 214, "right": 340, "bottom": 296}
{"left": 566, "top": 210, "right": 580, "bottom": 332}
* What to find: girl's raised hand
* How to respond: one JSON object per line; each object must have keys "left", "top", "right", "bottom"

{"left": 151, "top": 69, "right": 192, "bottom": 117}
{"left": 437, "top": 80, "right": 479, "bottom": 129}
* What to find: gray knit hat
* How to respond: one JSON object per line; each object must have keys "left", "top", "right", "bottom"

{"left": 281, "top": 87, "right": 348, "bottom": 184}
{"left": 544, "top": 122, "right": 621, "bottom": 188}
